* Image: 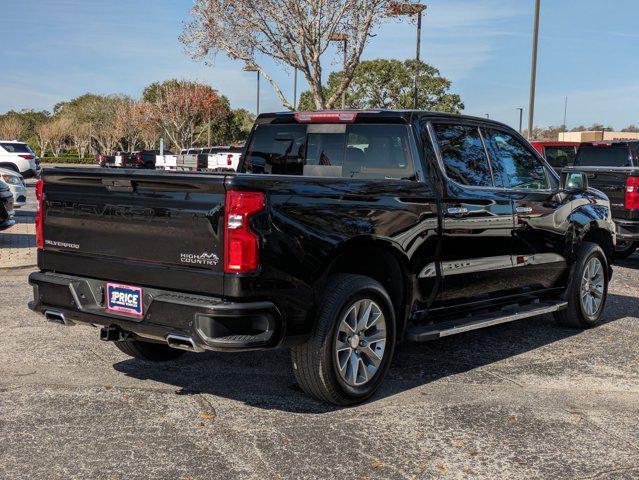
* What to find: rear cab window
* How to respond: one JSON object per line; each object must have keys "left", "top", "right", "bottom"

{"left": 543, "top": 146, "right": 577, "bottom": 169}
{"left": 574, "top": 144, "right": 635, "bottom": 167}
{"left": 243, "top": 123, "right": 416, "bottom": 180}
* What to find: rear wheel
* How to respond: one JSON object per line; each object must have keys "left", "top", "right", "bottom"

{"left": 613, "top": 241, "right": 636, "bottom": 260}
{"left": 114, "top": 339, "right": 186, "bottom": 361}
{"left": 554, "top": 241, "right": 608, "bottom": 328}
{"left": 291, "top": 274, "right": 396, "bottom": 405}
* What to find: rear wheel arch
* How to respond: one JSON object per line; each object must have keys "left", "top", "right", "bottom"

{"left": 316, "top": 239, "right": 412, "bottom": 338}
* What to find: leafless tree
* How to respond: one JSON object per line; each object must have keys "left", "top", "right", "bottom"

{"left": 0, "top": 116, "right": 25, "bottom": 140}
{"left": 181, "top": 0, "right": 415, "bottom": 110}
{"left": 48, "top": 118, "right": 72, "bottom": 157}
{"left": 35, "top": 122, "right": 52, "bottom": 157}
{"left": 151, "top": 81, "right": 227, "bottom": 151}
{"left": 71, "top": 123, "right": 92, "bottom": 159}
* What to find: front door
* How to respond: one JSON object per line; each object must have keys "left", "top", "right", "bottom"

{"left": 482, "top": 127, "right": 568, "bottom": 293}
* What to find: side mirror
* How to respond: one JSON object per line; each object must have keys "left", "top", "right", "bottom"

{"left": 562, "top": 171, "right": 589, "bottom": 193}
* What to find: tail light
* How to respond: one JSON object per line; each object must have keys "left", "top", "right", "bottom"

{"left": 625, "top": 177, "right": 639, "bottom": 210}
{"left": 227, "top": 154, "right": 233, "bottom": 166}
{"left": 224, "top": 190, "right": 265, "bottom": 273}
{"left": 35, "top": 179, "right": 44, "bottom": 249}
{"left": 18, "top": 154, "right": 34, "bottom": 160}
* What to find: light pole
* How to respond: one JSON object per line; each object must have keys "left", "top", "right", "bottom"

{"left": 397, "top": 3, "right": 427, "bottom": 109}
{"left": 516, "top": 107, "right": 524, "bottom": 134}
{"left": 563, "top": 96, "right": 568, "bottom": 130}
{"left": 243, "top": 65, "right": 261, "bottom": 115}
{"left": 329, "top": 33, "right": 348, "bottom": 109}
{"left": 527, "top": 0, "right": 541, "bottom": 139}
{"left": 293, "top": 67, "right": 298, "bottom": 111}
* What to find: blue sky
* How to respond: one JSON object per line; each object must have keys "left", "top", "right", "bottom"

{"left": 1, "top": 0, "right": 638, "bottom": 130}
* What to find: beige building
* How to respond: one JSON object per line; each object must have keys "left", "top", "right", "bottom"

{"left": 559, "top": 131, "right": 639, "bottom": 142}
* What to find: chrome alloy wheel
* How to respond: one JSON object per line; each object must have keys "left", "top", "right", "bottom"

{"left": 334, "top": 299, "right": 387, "bottom": 387}
{"left": 581, "top": 257, "right": 605, "bottom": 317}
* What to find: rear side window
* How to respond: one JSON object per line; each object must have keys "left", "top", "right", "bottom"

{"left": 574, "top": 144, "right": 633, "bottom": 167}
{"left": 0, "top": 142, "right": 32, "bottom": 154}
{"left": 484, "top": 129, "right": 548, "bottom": 190}
{"left": 543, "top": 146, "right": 577, "bottom": 169}
{"left": 244, "top": 123, "right": 415, "bottom": 180}
{"left": 432, "top": 124, "right": 493, "bottom": 187}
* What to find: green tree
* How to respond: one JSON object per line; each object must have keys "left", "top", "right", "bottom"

{"left": 298, "top": 59, "right": 464, "bottom": 112}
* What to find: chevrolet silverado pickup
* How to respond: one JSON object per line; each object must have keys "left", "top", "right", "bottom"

{"left": 565, "top": 140, "right": 639, "bottom": 258}
{"left": 28, "top": 110, "right": 616, "bottom": 405}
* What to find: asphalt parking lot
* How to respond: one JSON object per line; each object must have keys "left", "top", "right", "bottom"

{"left": 0, "top": 258, "right": 637, "bottom": 479}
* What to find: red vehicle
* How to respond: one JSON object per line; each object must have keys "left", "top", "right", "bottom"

{"left": 531, "top": 141, "right": 581, "bottom": 172}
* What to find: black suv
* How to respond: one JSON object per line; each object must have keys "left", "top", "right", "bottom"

{"left": 29, "top": 111, "right": 615, "bottom": 404}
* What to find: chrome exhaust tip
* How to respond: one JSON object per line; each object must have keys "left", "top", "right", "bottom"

{"left": 44, "top": 310, "right": 74, "bottom": 326}
{"left": 166, "top": 334, "right": 204, "bottom": 353}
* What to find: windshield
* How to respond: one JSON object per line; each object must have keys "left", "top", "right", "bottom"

{"left": 574, "top": 144, "right": 634, "bottom": 167}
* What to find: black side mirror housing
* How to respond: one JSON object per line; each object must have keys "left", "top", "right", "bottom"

{"left": 561, "top": 171, "right": 589, "bottom": 193}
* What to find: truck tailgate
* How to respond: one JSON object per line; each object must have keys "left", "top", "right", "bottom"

{"left": 40, "top": 168, "right": 228, "bottom": 295}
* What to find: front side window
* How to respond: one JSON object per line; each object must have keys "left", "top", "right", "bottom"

{"left": 432, "top": 124, "right": 493, "bottom": 187}
{"left": 484, "top": 129, "right": 548, "bottom": 190}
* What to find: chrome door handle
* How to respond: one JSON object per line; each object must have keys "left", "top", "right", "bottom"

{"left": 516, "top": 206, "right": 533, "bottom": 213}
{"left": 447, "top": 206, "right": 468, "bottom": 215}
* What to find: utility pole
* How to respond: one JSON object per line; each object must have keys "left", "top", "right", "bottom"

{"left": 396, "top": 3, "right": 427, "bottom": 109}
{"left": 330, "top": 33, "right": 349, "bottom": 109}
{"left": 527, "top": 0, "right": 541, "bottom": 140}
{"left": 516, "top": 107, "right": 524, "bottom": 134}
{"left": 563, "top": 96, "right": 568, "bottom": 129}
{"left": 243, "top": 65, "right": 261, "bottom": 115}
{"left": 293, "top": 67, "right": 298, "bottom": 110}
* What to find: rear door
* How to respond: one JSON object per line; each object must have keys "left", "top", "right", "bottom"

{"left": 482, "top": 127, "right": 567, "bottom": 293}
{"left": 41, "top": 169, "right": 228, "bottom": 295}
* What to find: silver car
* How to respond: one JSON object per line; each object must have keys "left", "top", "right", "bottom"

{"left": 0, "top": 167, "right": 27, "bottom": 208}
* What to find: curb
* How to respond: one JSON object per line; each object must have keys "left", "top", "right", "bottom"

{"left": 0, "top": 264, "right": 37, "bottom": 272}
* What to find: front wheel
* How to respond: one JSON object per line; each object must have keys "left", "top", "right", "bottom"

{"left": 554, "top": 241, "right": 609, "bottom": 328}
{"left": 291, "top": 274, "right": 396, "bottom": 405}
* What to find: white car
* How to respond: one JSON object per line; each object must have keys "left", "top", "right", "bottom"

{"left": 0, "top": 167, "right": 27, "bottom": 208}
{"left": 0, "top": 140, "right": 41, "bottom": 178}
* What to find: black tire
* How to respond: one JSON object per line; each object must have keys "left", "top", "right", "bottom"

{"left": 613, "top": 241, "right": 636, "bottom": 260}
{"left": 144, "top": 162, "right": 154, "bottom": 170}
{"left": 554, "top": 241, "right": 609, "bottom": 328}
{"left": 114, "top": 339, "right": 186, "bottom": 361}
{"left": 291, "top": 274, "right": 396, "bottom": 405}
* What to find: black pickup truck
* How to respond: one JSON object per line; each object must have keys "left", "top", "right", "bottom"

{"left": 565, "top": 140, "right": 639, "bottom": 258}
{"left": 28, "top": 111, "right": 616, "bottom": 405}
